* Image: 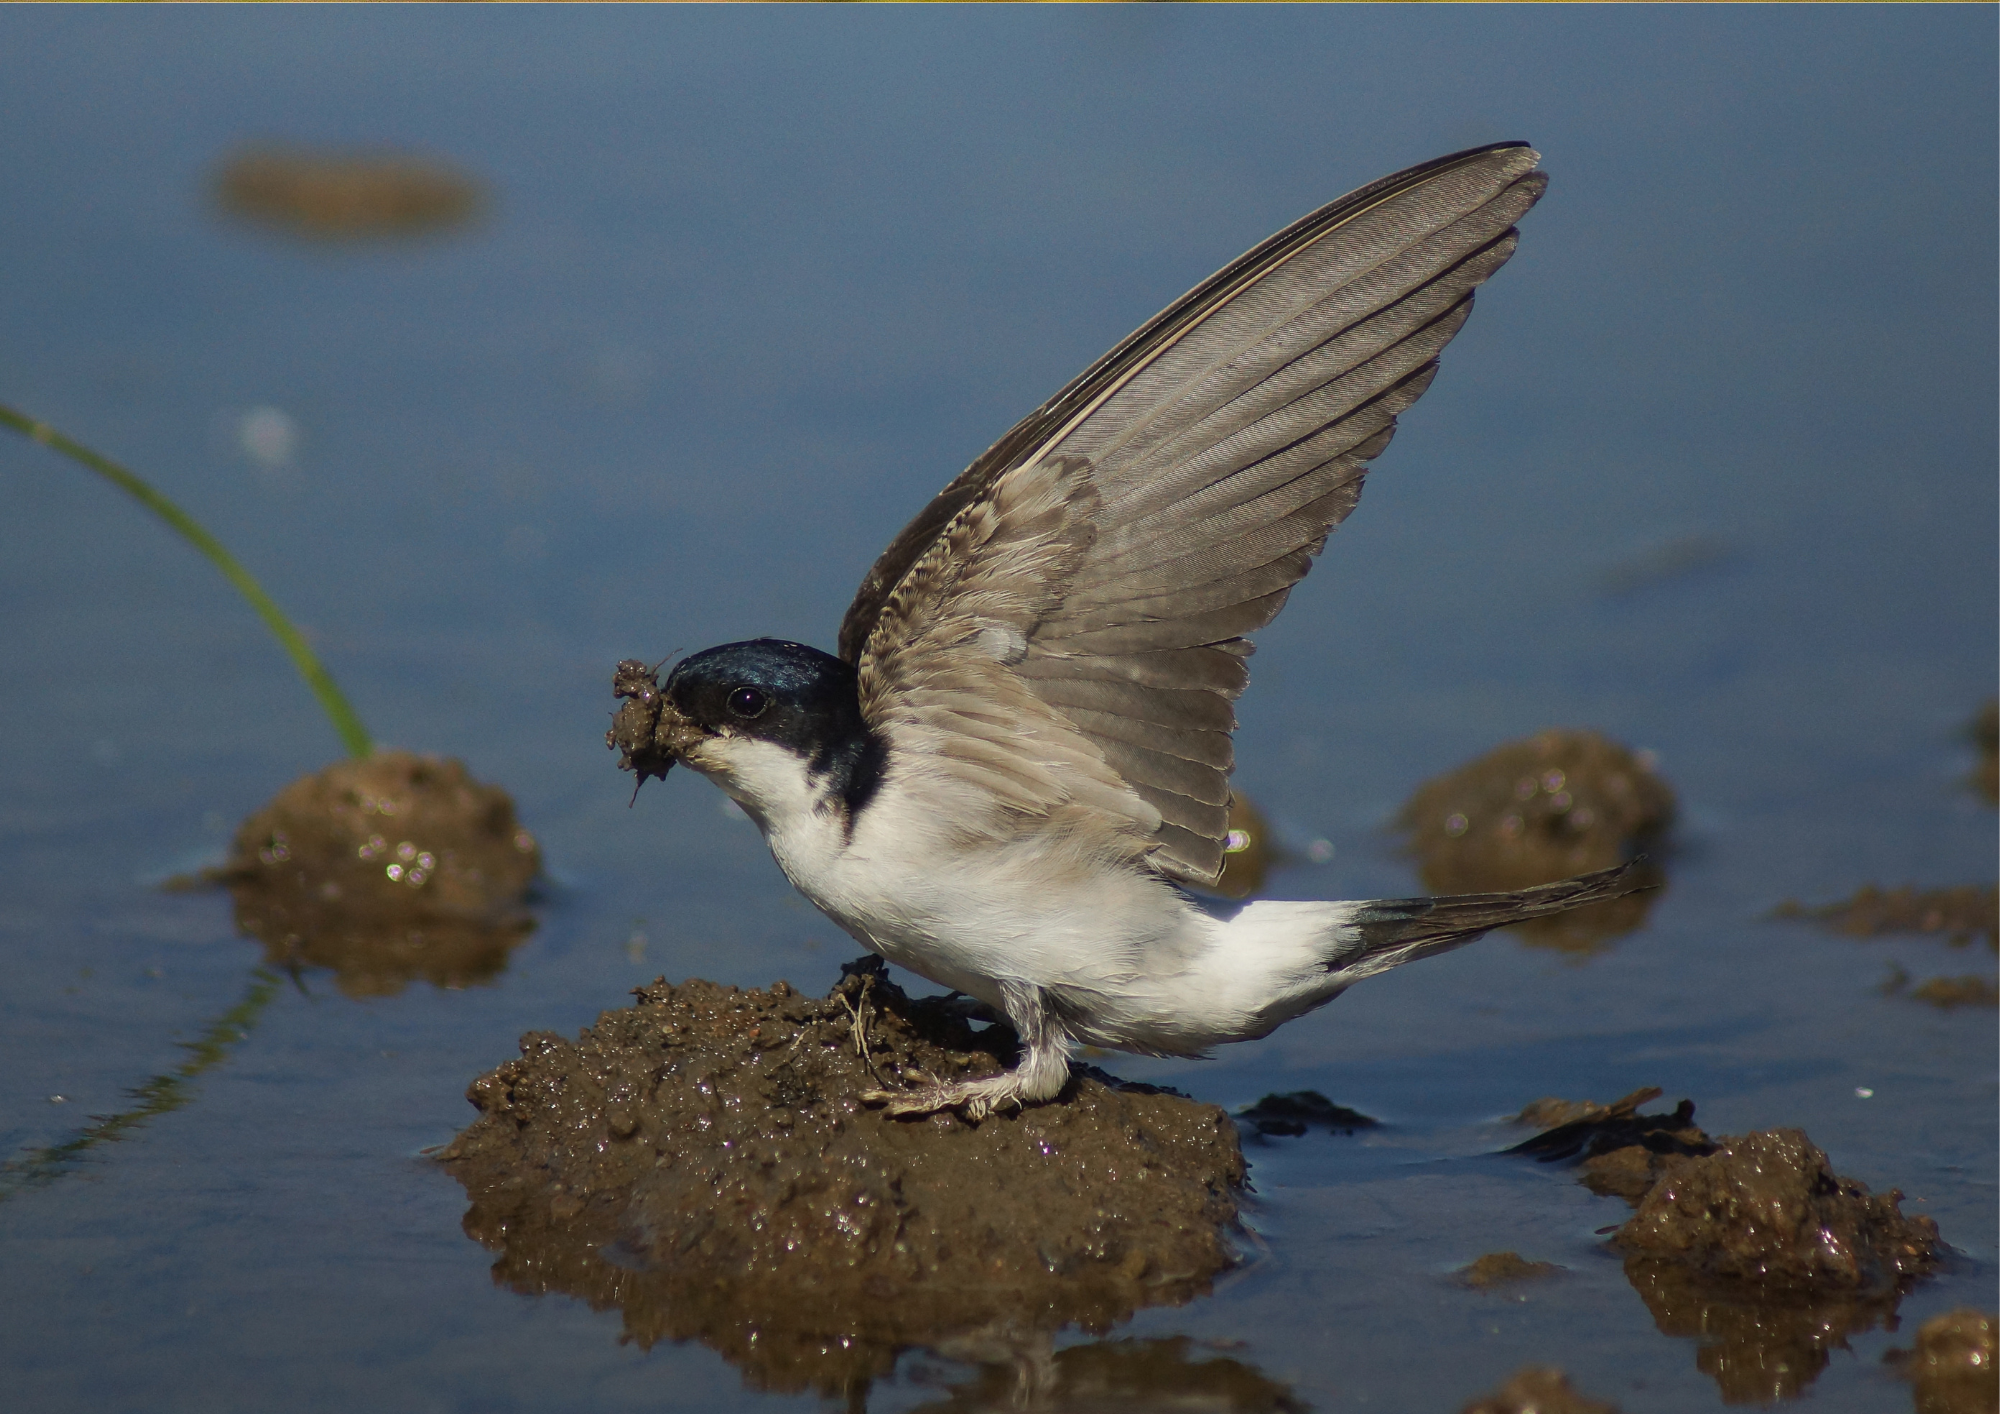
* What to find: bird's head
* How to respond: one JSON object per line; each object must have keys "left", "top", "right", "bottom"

{"left": 608, "top": 639, "right": 882, "bottom": 821}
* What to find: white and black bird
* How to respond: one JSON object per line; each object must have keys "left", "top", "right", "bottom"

{"left": 610, "top": 142, "right": 1639, "bottom": 1118}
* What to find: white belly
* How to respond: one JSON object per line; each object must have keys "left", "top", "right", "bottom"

{"left": 686, "top": 735, "right": 1356, "bottom": 1055}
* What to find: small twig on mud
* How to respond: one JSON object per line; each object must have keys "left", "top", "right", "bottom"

{"left": 767, "top": 1020, "right": 817, "bottom": 1074}
{"left": 835, "top": 976, "right": 888, "bottom": 1087}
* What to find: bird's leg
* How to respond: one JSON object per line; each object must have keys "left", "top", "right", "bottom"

{"left": 861, "top": 982, "right": 1072, "bottom": 1120}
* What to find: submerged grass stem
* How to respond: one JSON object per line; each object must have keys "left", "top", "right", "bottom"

{"left": 0, "top": 402, "right": 372, "bottom": 758}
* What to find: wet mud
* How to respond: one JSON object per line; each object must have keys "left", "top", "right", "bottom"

{"left": 221, "top": 751, "right": 540, "bottom": 996}
{"left": 438, "top": 960, "right": 1246, "bottom": 1399}
{"left": 1456, "top": 1252, "right": 1566, "bottom": 1290}
{"left": 1513, "top": 1089, "right": 1945, "bottom": 1402}
{"left": 1508, "top": 1086, "right": 1716, "bottom": 1203}
{"left": 1460, "top": 1366, "right": 1619, "bottom": 1414}
{"left": 1234, "top": 1090, "right": 1376, "bottom": 1139}
{"left": 1397, "top": 729, "right": 1673, "bottom": 953}
{"left": 1887, "top": 1309, "right": 1999, "bottom": 1414}
{"left": 214, "top": 147, "right": 484, "bottom": 239}
{"left": 1776, "top": 883, "right": 1998, "bottom": 1009}
{"left": 1774, "top": 885, "right": 1999, "bottom": 951}
{"left": 1614, "top": 1128, "right": 1940, "bottom": 1292}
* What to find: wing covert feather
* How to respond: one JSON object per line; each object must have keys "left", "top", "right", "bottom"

{"left": 846, "top": 144, "right": 1545, "bottom": 882}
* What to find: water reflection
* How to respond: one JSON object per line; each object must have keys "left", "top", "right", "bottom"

{"left": 1397, "top": 729, "right": 1673, "bottom": 955}
{"left": 902, "top": 1334, "right": 1305, "bottom": 1414}
{"left": 0, "top": 968, "right": 282, "bottom": 1200}
{"left": 1623, "top": 1255, "right": 1902, "bottom": 1405}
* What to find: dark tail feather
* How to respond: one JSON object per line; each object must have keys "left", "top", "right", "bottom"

{"left": 1327, "top": 861, "right": 1652, "bottom": 979}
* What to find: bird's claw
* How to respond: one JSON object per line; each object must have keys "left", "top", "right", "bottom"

{"left": 859, "top": 1079, "right": 1001, "bottom": 1120}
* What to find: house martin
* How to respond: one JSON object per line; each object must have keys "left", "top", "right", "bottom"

{"left": 610, "top": 142, "right": 1641, "bottom": 1117}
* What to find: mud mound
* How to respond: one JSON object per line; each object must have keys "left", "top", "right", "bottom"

{"left": 1511, "top": 1091, "right": 1946, "bottom": 1402}
{"left": 215, "top": 148, "right": 483, "bottom": 239}
{"left": 1461, "top": 1366, "right": 1618, "bottom": 1413}
{"left": 438, "top": 960, "right": 1246, "bottom": 1398}
{"left": 1456, "top": 1252, "right": 1565, "bottom": 1290}
{"left": 1398, "top": 729, "right": 1672, "bottom": 952}
{"left": 1614, "top": 1128, "right": 1941, "bottom": 1292}
{"left": 224, "top": 751, "right": 539, "bottom": 996}
{"left": 1775, "top": 884, "right": 1998, "bottom": 951}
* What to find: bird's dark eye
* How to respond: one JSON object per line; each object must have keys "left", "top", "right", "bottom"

{"left": 727, "top": 686, "right": 769, "bottom": 720}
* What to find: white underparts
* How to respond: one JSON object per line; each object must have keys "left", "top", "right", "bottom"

{"left": 681, "top": 732, "right": 1380, "bottom": 1068}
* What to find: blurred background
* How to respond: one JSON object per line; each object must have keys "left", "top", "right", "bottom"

{"left": 0, "top": 8, "right": 1992, "bottom": 1413}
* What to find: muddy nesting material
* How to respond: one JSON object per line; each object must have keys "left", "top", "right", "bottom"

{"left": 1513, "top": 1090, "right": 1948, "bottom": 1403}
{"left": 1460, "top": 1366, "right": 1618, "bottom": 1414}
{"left": 223, "top": 751, "right": 539, "bottom": 997}
{"left": 1888, "top": 1309, "right": 1999, "bottom": 1414}
{"left": 438, "top": 961, "right": 1246, "bottom": 1397}
{"left": 1397, "top": 729, "right": 1672, "bottom": 953}
{"left": 215, "top": 148, "right": 484, "bottom": 239}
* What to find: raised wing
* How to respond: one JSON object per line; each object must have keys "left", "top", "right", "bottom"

{"left": 845, "top": 143, "right": 1546, "bottom": 883}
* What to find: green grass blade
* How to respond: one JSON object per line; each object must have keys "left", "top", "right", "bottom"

{"left": 0, "top": 402, "right": 372, "bottom": 758}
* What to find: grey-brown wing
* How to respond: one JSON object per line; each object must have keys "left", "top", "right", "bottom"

{"left": 848, "top": 143, "right": 1546, "bottom": 882}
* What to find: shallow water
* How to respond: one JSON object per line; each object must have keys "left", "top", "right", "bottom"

{"left": 1, "top": 9, "right": 1993, "bottom": 1412}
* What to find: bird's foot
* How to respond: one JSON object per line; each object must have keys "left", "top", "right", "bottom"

{"left": 860, "top": 1069, "right": 1028, "bottom": 1121}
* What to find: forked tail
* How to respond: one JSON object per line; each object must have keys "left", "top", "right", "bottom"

{"left": 1324, "top": 861, "right": 1651, "bottom": 981}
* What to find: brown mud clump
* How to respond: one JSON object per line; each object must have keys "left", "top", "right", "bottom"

{"left": 1513, "top": 1091, "right": 1947, "bottom": 1403}
{"left": 1774, "top": 884, "right": 1998, "bottom": 952}
{"left": 1398, "top": 729, "right": 1673, "bottom": 953}
{"left": 1887, "top": 1309, "right": 1999, "bottom": 1414}
{"left": 215, "top": 147, "right": 483, "bottom": 239}
{"left": 1460, "top": 1366, "right": 1619, "bottom": 1414}
{"left": 438, "top": 960, "right": 1246, "bottom": 1399}
{"left": 1508, "top": 1086, "right": 1716, "bottom": 1202}
{"left": 1614, "top": 1128, "right": 1941, "bottom": 1292}
{"left": 222, "top": 751, "right": 539, "bottom": 996}
{"left": 1456, "top": 1252, "right": 1566, "bottom": 1290}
